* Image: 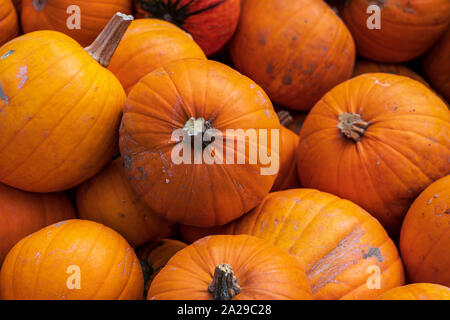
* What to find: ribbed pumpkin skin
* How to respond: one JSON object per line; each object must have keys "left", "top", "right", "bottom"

{"left": 119, "top": 59, "right": 280, "bottom": 227}
{"left": 271, "top": 126, "right": 301, "bottom": 191}
{"left": 21, "top": 0, "right": 133, "bottom": 47}
{"left": 377, "top": 283, "right": 450, "bottom": 300}
{"left": 423, "top": 28, "right": 450, "bottom": 102}
{"left": 0, "top": 31, "right": 125, "bottom": 192}
{"left": 400, "top": 175, "right": 450, "bottom": 287}
{"left": 148, "top": 235, "right": 313, "bottom": 300}
{"left": 297, "top": 73, "right": 450, "bottom": 235}
{"left": 340, "top": 0, "right": 450, "bottom": 63}
{"left": 108, "top": 19, "right": 206, "bottom": 94}
{"left": 0, "top": 220, "right": 144, "bottom": 300}
{"left": 76, "top": 157, "right": 176, "bottom": 248}
{"left": 353, "top": 59, "right": 428, "bottom": 86}
{"left": 0, "top": 183, "right": 76, "bottom": 264}
{"left": 0, "top": 0, "right": 19, "bottom": 46}
{"left": 180, "top": 189, "right": 405, "bottom": 300}
{"left": 229, "top": 0, "right": 355, "bottom": 111}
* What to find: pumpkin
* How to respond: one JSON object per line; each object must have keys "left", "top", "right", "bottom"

{"left": 0, "top": 13, "right": 131, "bottom": 192}
{"left": 179, "top": 189, "right": 405, "bottom": 300}
{"left": 0, "top": 0, "right": 19, "bottom": 46}
{"left": 377, "top": 283, "right": 450, "bottom": 300}
{"left": 340, "top": 0, "right": 450, "bottom": 63}
{"left": 137, "top": 239, "right": 187, "bottom": 296}
{"left": 108, "top": 18, "right": 206, "bottom": 94}
{"left": 0, "top": 219, "right": 144, "bottom": 299}
{"left": 76, "top": 157, "right": 176, "bottom": 248}
{"left": 148, "top": 235, "right": 313, "bottom": 300}
{"left": 21, "top": 0, "right": 133, "bottom": 47}
{"left": 353, "top": 59, "right": 428, "bottom": 86}
{"left": 134, "top": 0, "right": 240, "bottom": 56}
{"left": 297, "top": 73, "right": 450, "bottom": 236}
{"left": 11, "top": 0, "right": 20, "bottom": 11}
{"left": 119, "top": 58, "right": 280, "bottom": 227}
{"left": 229, "top": 0, "right": 355, "bottom": 111}
{"left": 400, "top": 175, "right": 450, "bottom": 287}
{"left": 0, "top": 182, "right": 76, "bottom": 264}
{"left": 423, "top": 27, "right": 450, "bottom": 102}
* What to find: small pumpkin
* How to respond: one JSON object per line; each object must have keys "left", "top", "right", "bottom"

{"left": 423, "top": 27, "right": 450, "bottom": 102}
{"left": 0, "top": 13, "right": 131, "bottom": 192}
{"left": 229, "top": 0, "right": 355, "bottom": 111}
{"left": 0, "top": 182, "right": 76, "bottom": 264}
{"left": 148, "top": 235, "right": 313, "bottom": 300}
{"left": 108, "top": 18, "right": 206, "bottom": 94}
{"left": 76, "top": 157, "right": 176, "bottom": 248}
{"left": 21, "top": 0, "right": 133, "bottom": 47}
{"left": 340, "top": 0, "right": 450, "bottom": 62}
{"left": 400, "top": 175, "right": 450, "bottom": 287}
{"left": 134, "top": 0, "right": 240, "bottom": 56}
{"left": 137, "top": 239, "right": 187, "bottom": 296}
{"left": 297, "top": 73, "right": 450, "bottom": 236}
{"left": 377, "top": 283, "right": 450, "bottom": 300}
{"left": 120, "top": 58, "right": 280, "bottom": 227}
{"left": 180, "top": 189, "right": 405, "bottom": 300}
{"left": 0, "top": 0, "right": 19, "bottom": 46}
{"left": 0, "top": 219, "right": 144, "bottom": 300}
{"left": 353, "top": 59, "right": 428, "bottom": 86}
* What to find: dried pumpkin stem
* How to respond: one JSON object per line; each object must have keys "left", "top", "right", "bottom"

{"left": 337, "top": 112, "right": 370, "bottom": 142}
{"left": 84, "top": 12, "right": 134, "bottom": 67}
{"left": 208, "top": 263, "right": 241, "bottom": 300}
{"left": 277, "top": 110, "right": 294, "bottom": 127}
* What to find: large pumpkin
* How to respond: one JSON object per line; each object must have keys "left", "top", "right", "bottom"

{"left": 76, "top": 157, "right": 176, "bottom": 248}
{"left": 0, "top": 219, "right": 144, "bottom": 300}
{"left": 180, "top": 189, "right": 405, "bottom": 300}
{"left": 423, "top": 27, "right": 450, "bottom": 102}
{"left": 148, "top": 235, "right": 313, "bottom": 300}
{"left": 377, "top": 283, "right": 450, "bottom": 300}
{"left": 119, "top": 58, "right": 280, "bottom": 227}
{"left": 0, "top": 13, "right": 131, "bottom": 192}
{"left": 297, "top": 73, "right": 450, "bottom": 235}
{"left": 134, "top": 0, "right": 240, "bottom": 56}
{"left": 108, "top": 18, "right": 206, "bottom": 94}
{"left": 400, "top": 175, "right": 450, "bottom": 287}
{"left": 0, "top": 0, "right": 19, "bottom": 46}
{"left": 0, "top": 183, "right": 76, "bottom": 264}
{"left": 340, "top": 0, "right": 450, "bottom": 62}
{"left": 229, "top": 0, "right": 355, "bottom": 111}
{"left": 21, "top": 0, "right": 133, "bottom": 47}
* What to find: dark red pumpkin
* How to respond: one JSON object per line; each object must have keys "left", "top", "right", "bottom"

{"left": 0, "top": 0, "right": 19, "bottom": 46}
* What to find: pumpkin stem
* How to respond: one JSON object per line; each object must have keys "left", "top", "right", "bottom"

{"left": 208, "top": 263, "right": 241, "bottom": 300}
{"left": 33, "top": 0, "right": 46, "bottom": 11}
{"left": 337, "top": 112, "right": 369, "bottom": 142}
{"left": 277, "top": 110, "right": 294, "bottom": 127}
{"left": 84, "top": 12, "right": 134, "bottom": 68}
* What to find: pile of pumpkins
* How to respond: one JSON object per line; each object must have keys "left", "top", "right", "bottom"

{"left": 0, "top": 0, "right": 449, "bottom": 300}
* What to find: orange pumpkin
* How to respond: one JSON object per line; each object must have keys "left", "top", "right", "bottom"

{"left": 400, "top": 175, "right": 450, "bottom": 287}
{"left": 377, "top": 283, "right": 450, "bottom": 300}
{"left": 108, "top": 18, "right": 206, "bottom": 94}
{"left": 180, "top": 189, "right": 405, "bottom": 300}
{"left": 0, "top": 183, "right": 76, "bottom": 264}
{"left": 21, "top": 0, "right": 133, "bottom": 47}
{"left": 340, "top": 0, "right": 450, "bottom": 62}
{"left": 76, "top": 157, "right": 176, "bottom": 248}
{"left": 0, "top": 219, "right": 144, "bottom": 300}
{"left": 0, "top": 13, "right": 131, "bottom": 192}
{"left": 353, "top": 59, "right": 428, "bottom": 86}
{"left": 148, "top": 235, "right": 313, "bottom": 300}
{"left": 423, "top": 27, "right": 450, "bottom": 102}
{"left": 120, "top": 59, "right": 280, "bottom": 227}
{"left": 134, "top": 0, "right": 240, "bottom": 56}
{"left": 137, "top": 239, "right": 187, "bottom": 295}
{"left": 297, "top": 73, "right": 450, "bottom": 236}
{"left": 229, "top": 0, "right": 355, "bottom": 111}
{"left": 0, "top": 0, "right": 19, "bottom": 46}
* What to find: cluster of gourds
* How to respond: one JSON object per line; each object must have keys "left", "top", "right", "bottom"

{"left": 0, "top": 0, "right": 449, "bottom": 300}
